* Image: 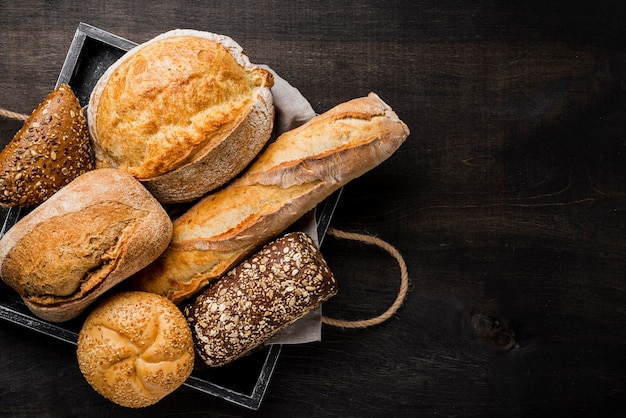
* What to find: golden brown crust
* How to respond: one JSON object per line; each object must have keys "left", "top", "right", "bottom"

{"left": 0, "top": 168, "right": 173, "bottom": 322}
{"left": 184, "top": 232, "right": 337, "bottom": 367}
{"left": 140, "top": 85, "right": 274, "bottom": 203}
{"left": 0, "top": 84, "right": 94, "bottom": 207}
{"left": 88, "top": 30, "right": 274, "bottom": 204}
{"left": 127, "top": 93, "right": 409, "bottom": 304}
{"left": 77, "top": 291, "right": 194, "bottom": 408}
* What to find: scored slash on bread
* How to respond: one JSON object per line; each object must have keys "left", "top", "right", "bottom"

{"left": 0, "top": 84, "right": 95, "bottom": 207}
{"left": 0, "top": 169, "right": 173, "bottom": 322}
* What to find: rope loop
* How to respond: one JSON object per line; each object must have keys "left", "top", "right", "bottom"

{"left": 322, "top": 227, "right": 410, "bottom": 329}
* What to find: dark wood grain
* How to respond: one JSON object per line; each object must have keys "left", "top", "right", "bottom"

{"left": 2, "top": 1, "right": 626, "bottom": 416}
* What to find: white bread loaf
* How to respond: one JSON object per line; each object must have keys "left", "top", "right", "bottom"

{"left": 0, "top": 168, "right": 173, "bottom": 322}
{"left": 127, "top": 93, "right": 409, "bottom": 303}
{"left": 0, "top": 84, "right": 94, "bottom": 207}
{"left": 88, "top": 29, "right": 274, "bottom": 204}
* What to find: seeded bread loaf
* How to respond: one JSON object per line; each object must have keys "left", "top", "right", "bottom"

{"left": 0, "top": 168, "right": 173, "bottom": 322}
{"left": 184, "top": 232, "right": 337, "bottom": 367}
{"left": 88, "top": 29, "right": 274, "bottom": 204}
{"left": 128, "top": 93, "right": 409, "bottom": 303}
{"left": 77, "top": 291, "right": 195, "bottom": 408}
{"left": 0, "top": 84, "right": 94, "bottom": 207}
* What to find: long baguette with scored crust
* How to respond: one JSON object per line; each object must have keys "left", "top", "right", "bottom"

{"left": 127, "top": 93, "right": 409, "bottom": 304}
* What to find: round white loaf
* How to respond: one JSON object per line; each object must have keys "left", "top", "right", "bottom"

{"left": 88, "top": 29, "right": 275, "bottom": 204}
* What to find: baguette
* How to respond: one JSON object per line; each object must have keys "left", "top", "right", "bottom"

{"left": 128, "top": 93, "right": 409, "bottom": 303}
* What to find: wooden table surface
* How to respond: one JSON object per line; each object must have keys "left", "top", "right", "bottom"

{"left": 2, "top": 1, "right": 626, "bottom": 417}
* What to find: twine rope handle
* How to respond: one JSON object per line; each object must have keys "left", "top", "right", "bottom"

{"left": 322, "top": 227, "right": 410, "bottom": 329}
{"left": 0, "top": 108, "right": 28, "bottom": 121}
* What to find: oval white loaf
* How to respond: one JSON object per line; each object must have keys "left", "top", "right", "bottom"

{"left": 0, "top": 168, "right": 173, "bottom": 322}
{"left": 127, "top": 93, "right": 409, "bottom": 303}
{"left": 88, "top": 29, "right": 274, "bottom": 204}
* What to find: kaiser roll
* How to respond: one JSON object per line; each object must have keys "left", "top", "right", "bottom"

{"left": 77, "top": 291, "right": 195, "bottom": 408}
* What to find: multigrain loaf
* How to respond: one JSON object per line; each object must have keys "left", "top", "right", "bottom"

{"left": 184, "top": 232, "right": 337, "bottom": 367}
{"left": 0, "top": 84, "right": 94, "bottom": 207}
{"left": 128, "top": 93, "right": 409, "bottom": 303}
{"left": 77, "top": 291, "right": 194, "bottom": 408}
{"left": 0, "top": 168, "right": 172, "bottom": 322}
{"left": 88, "top": 29, "right": 274, "bottom": 204}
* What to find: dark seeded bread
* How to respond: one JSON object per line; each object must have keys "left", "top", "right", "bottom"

{"left": 0, "top": 84, "right": 94, "bottom": 207}
{"left": 184, "top": 231, "right": 337, "bottom": 367}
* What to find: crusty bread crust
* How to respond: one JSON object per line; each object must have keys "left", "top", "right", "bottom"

{"left": 0, "top": 168, "right": 173, "bottom": 322}
{"left": 88, "top": 29, "right": 274, "bottom": 204}
{"left": 140, "top": 85, "right": 274, "bottom": 203}
{"left": 128, "top": 93, "right": 409, "bottom": 304}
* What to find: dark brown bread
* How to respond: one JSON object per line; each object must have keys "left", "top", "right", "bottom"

{"left": 0, "top": 84, "right": 94, "bottom": 207}
{"left": 184, "top": 231, "right": 337, "bottom": 367}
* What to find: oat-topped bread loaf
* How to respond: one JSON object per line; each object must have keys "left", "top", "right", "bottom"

{"left": 77, "top": 291, "right": 195, "bottom": 408}
{"left": 128, "top": 93, "right": 409, "bottom": 303}
{"left": 0, "top": 168, "right": 172, "bottom": 322}
{"left": 88, "top": 29, "right": 274, "bottom": 204}
{"left": 0, "top": 84, "right": 94, "bottom": 207}
{"left": 184, "top": 232, "right": 337, "bottom": 367}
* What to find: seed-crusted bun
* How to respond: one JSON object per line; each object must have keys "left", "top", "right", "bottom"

{"left": 184, "top": 232, "right": 337, "bottom": 367}
{"left": 0, "top": 168, "right": 172, "bottom": 322}
{"left": 0, "top": 84, "right": 94, "bottom": 207}
{"left": 77, "top": 291, "right": 195, "bottom": 408}
{"left": 88, "top": 29, "right": 275, "bottom": 204}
